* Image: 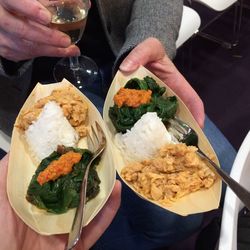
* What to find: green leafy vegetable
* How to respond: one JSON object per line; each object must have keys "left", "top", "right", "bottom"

{"left": 26, "top": 147, "right": 100, "bottom": 214}
{"left": 109, "top": 76, "right": 178, "bottom": 133}
{"left": 125, "top": 76, "right": 166, "bottom": 97}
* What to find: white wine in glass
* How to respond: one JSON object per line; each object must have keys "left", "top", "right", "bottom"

{"left": 44, "top": 0, "right": 100, "bottom": 91}
{"left": 50, "top": 3, "right": 87, "bottom": 44}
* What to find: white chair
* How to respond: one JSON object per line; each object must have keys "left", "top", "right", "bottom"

{"left": 219, "top": 131, "right": 250, "bottom": 250}
{"left": 190, "top": 0, "right": 243, "bottom": 48}
{"left": 0, "top": 130, "right": 11, "bottom": 153}
{"left": 176, "top": 6, "right": 201, "bottom": 48}
{"left": 193, "top": 0, "right": 237, "bottom": 11}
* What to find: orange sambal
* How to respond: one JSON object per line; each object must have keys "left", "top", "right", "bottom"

{"left": 37, "top": 151, "right": 82, "bottom": 185}
{"left": 114, "top": 88, "right": 152, "bottom": 108}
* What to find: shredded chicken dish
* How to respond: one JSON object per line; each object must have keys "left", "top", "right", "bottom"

{"left": 121, "top": 143, "right": 217, "bottom": 205}
{"left": 17, "top": 86, "right": 88, "bottom": 137}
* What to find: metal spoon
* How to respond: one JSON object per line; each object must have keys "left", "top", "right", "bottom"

{"left": 167, "top": 117, "right": 250, "bottom": 210}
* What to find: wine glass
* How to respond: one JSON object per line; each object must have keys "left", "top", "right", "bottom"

{"left": 43, "top": 0, "right": 100, "bottom": 90}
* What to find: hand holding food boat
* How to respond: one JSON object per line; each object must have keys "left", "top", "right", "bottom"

{"left": 103, "top": 66, "right": 222, "bottom": 216}
{"left": 7, "top": 66, "right": 222, "bottom": 236}
{"left": 7, "top": 81, "right": 116, "bottom": 235}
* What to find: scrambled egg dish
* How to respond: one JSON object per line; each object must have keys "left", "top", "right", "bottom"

{"left": 121, "top": 143, "right": 217, "bottom": 205}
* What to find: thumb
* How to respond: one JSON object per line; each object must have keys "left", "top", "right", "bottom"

{"left": 119, "top": 38, "right": 165, "bottom": 73}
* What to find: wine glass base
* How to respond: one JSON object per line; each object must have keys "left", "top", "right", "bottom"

{"left": 53, "top": 56, "right": 102, "bottom": 94}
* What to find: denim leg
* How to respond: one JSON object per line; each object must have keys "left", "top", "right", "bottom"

{"left": 83, "top": 91, "right": 104, "bottom": 115}
{"left": 203, "top": 116, "right": 237, "bottom": 200}
{"left": 92, "top": 178, "right": 203, "bottom": 250}
{"left": 203, "top": 116, "right": 236, "bottom": 174}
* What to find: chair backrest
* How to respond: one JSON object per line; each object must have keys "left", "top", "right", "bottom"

{"left": 192, "top": 0, "right": 237, "bottom": 11}
{"left": 176, "top": 6, "right": 201, "bottom": 48}
{"left": 218, "top": 131, "right": 250, "bottom": 250}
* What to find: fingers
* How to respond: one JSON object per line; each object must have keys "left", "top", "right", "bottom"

{"left": 80, "top": 180, "right": 122, "bottom": 249}
{"left": 0, "top": 9, "right": 71, "bottom": 47}
{"left": 119, "top": 36, "right": 205, "bottom": 127}
{"left": 119, "top": 35, "right": 205, "bottom": 127}
{"left": 0, "top": 154, "right": 9, "bottom": 198}
{"left": 3, "top": 45, "right": 80, "bottom": 62}
{"left": 6, "top": 41, "right": 80, "bottom": 62}
{"left": 120, "top": 37, "right": 165, "bottom": 73}
{"left": 0, "top": 33, "right": 80, "bottom": 61}
{"left": 0, "top": 16, "right": 80, "bottom": 61}
{"left": 2, "top": 0, "right": 51, "bottom": 25}
{"left": 0, "top": 3, "right": 77, "bottom": 61}
{"left": 149, "top": 60, "right": 205, "bottom": 128}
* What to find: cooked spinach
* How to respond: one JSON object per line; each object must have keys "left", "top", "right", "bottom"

{"left": 26, "top": 147, "right": 100, "bottom": 214}
{"left": 109, "top": 76, "right": 178, "bottom": 133}
{"left": 125, "top": 76, "right": 166, "bottom": 97}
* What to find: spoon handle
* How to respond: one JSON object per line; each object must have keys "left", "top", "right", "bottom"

{"left": 197, "top": 149, "right": 250, "bottom": 210}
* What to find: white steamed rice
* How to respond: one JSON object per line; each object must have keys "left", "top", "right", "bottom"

{"left": 25, "top": 101, "right": 79, "bottom": 161}
{"left": 115, "top": 112, "right": 173, "bottom": 162}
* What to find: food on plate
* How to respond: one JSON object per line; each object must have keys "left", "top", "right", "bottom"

{"left": 26, "top": 146, "right": 100, "bottom": 214}
{"left": 17, "top": 86, "right": 88, "bottom": 161}
{"left": 110, "top": 76, "right": 178, "bottom": 162}
{"left": 115, "top": 112, "right": 174, "bottom": 162}
{"left": 18, "top": 86, "right": 88, "bottom": 137}
{"left": 24, "top": 101, "right": 79, "bottom": 161}
{"left": 109, "top": 76, "right": 178, "bottom": 133}
{"left": 109, "top": 76, "right": 217, "bottom": 206}
{"left": 114, "top": 87, "right": 152, "bottom": 108}
{"left": 37, "top": 150, "right": 82, "bottom": 185}
{"left": 121, "top": 143, "right": 217, "bottom": 205}
{"left": 16, "top": 85, "right": 101, "bottom": 214}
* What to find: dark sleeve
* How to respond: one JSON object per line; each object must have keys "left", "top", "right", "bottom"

{"left": 113, "top": 0, "right": 183, "bottom": 73}
{"left": 0, "top": 58, "right": 33, "bottom": 136}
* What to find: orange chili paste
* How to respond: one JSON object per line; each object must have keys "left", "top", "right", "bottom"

{"left": 37, "top": 151, "right": 82, "bottom": 185}
{"left": 114, "top": 88, "right": 152, "bottom": 108}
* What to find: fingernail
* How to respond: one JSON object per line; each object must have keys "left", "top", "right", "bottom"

{"left": 60, "top": 36, "right": 71, "bottom": 47}
{"left": 66, "top": 46, "right": 81, "bottom": 56}
{"left": 38, "top": 9, "right": 51, "bottom": 24}
{"left": 120, "top": 59, "right": 136, "bottom": 72}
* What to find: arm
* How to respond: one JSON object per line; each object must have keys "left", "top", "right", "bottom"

{"left": 115, "top": 0, "right": 183, "bottom": 66}
{"left": 112, "top": 1, "right": 204, "bottom": 127}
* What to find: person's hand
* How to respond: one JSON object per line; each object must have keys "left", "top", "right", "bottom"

{"left": 0, "top": 154, "right": 121, "bottom": 250}
{"left": 0, "top": 0, "right": 80, "bottom": 61}
{"left": 119, "top": 37, "right": 205, "bottom": 128}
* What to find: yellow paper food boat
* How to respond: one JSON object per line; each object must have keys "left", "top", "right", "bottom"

{"left": 7, "top": 66, "right": 222, "bottom": 235}
{"left": 103, "top": 66, "right": 221, "bottom": 216}
{"left": 7, "top": 80, "right": 116, "bottom": 235}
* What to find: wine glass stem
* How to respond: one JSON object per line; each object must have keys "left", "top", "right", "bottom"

{"left": 69, "top": 56, "right": 80, "bottom": 70}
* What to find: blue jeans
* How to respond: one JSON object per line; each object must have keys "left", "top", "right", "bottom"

{"left": 86, "top": 90, "right": 237, "bottom": 250}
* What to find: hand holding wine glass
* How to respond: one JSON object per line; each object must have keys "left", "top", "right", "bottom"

{"left": 42, "top": 0, "right": 100, "bottom": 91}
{"left": 0, "top": 0, "right": 81, "bottom": 61}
